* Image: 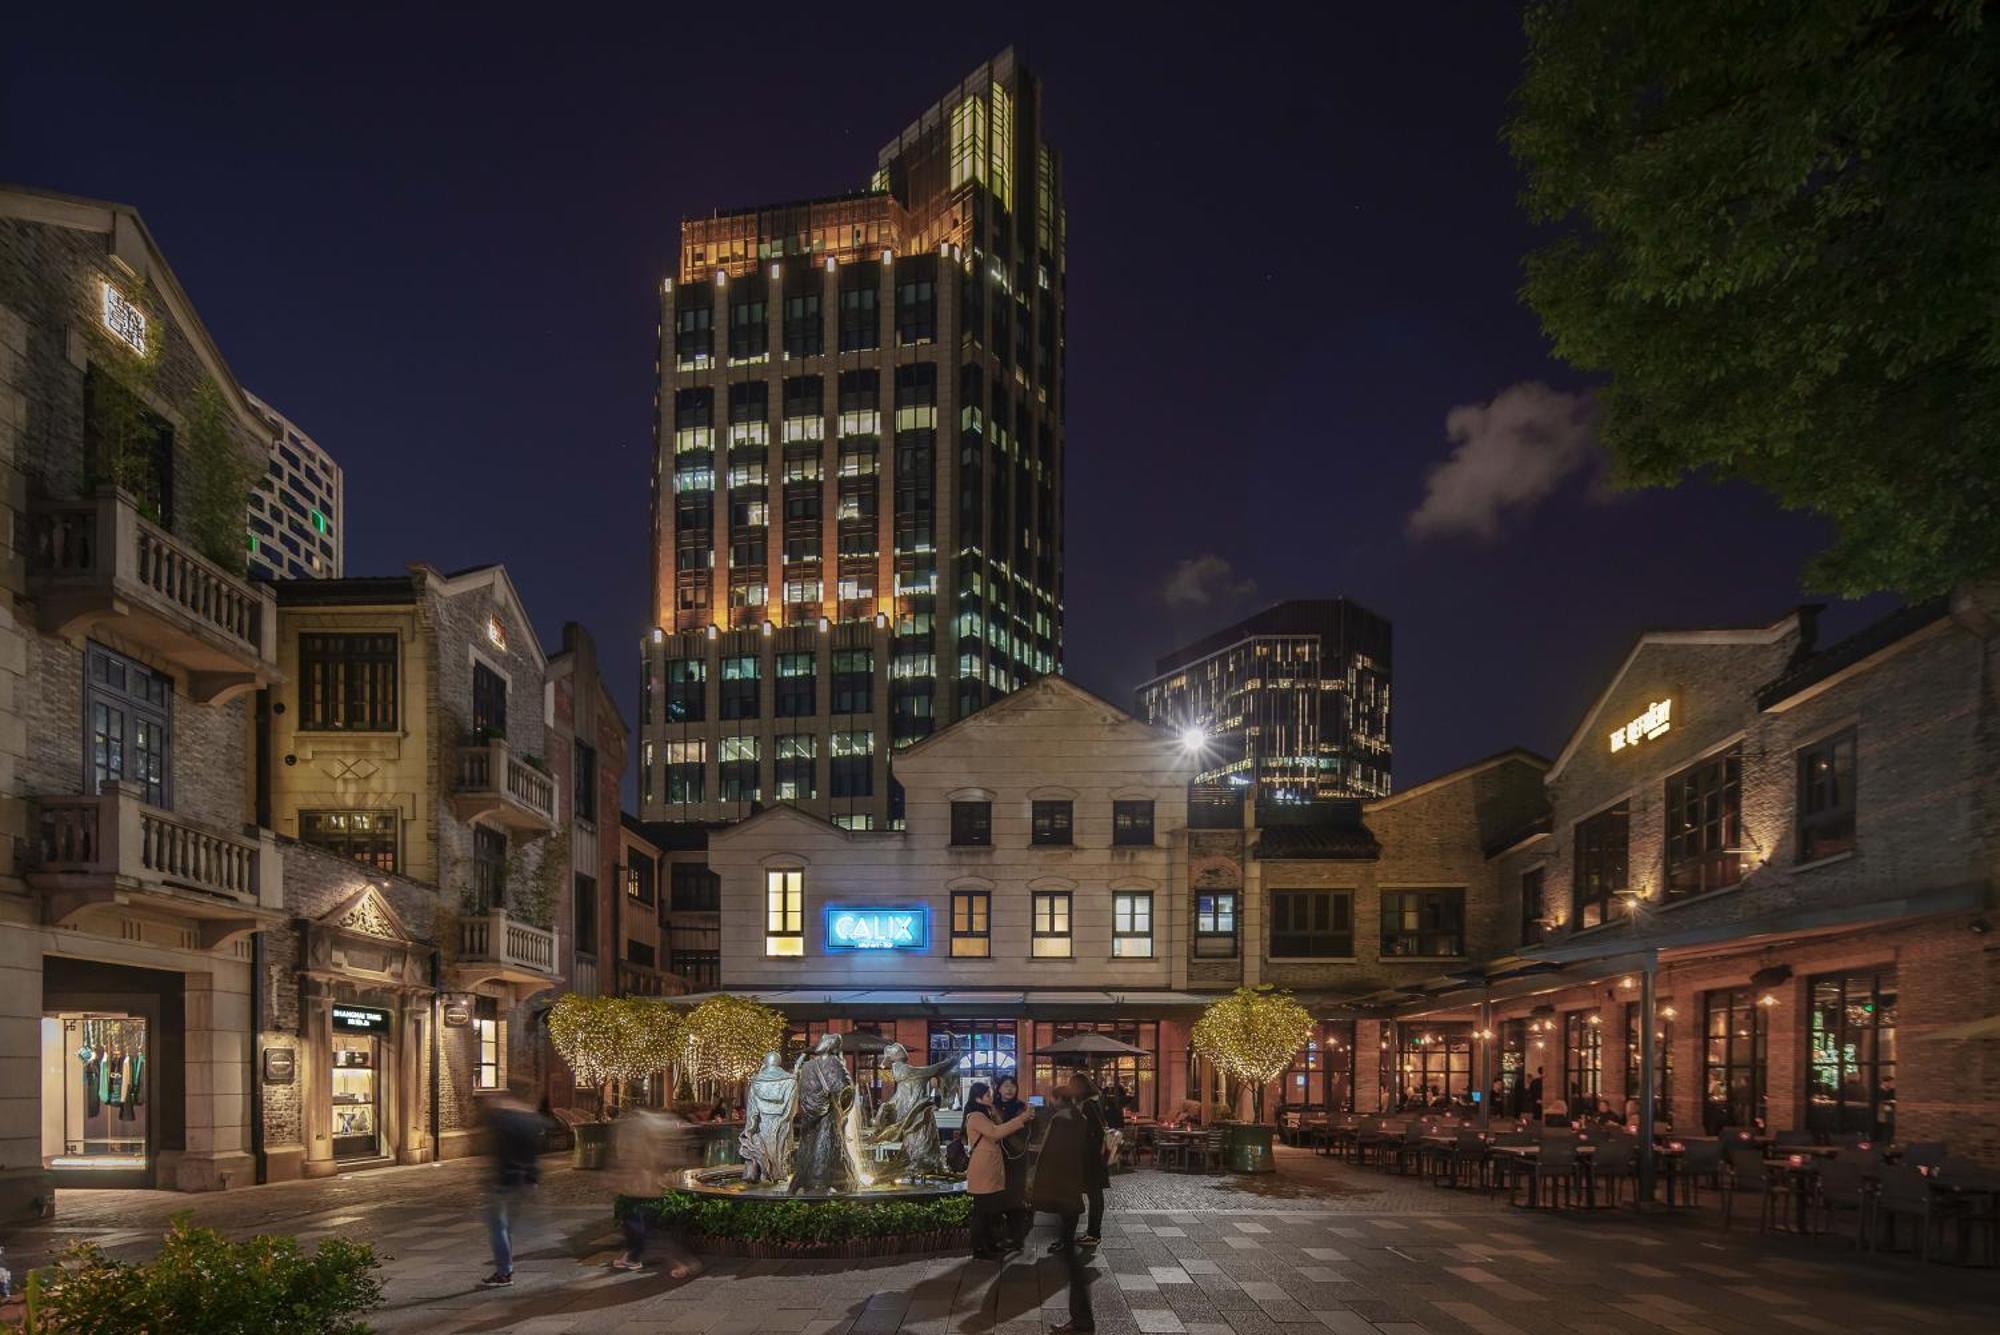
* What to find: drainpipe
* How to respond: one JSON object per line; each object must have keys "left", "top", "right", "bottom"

{"left": 1637, "top": 950, "right": 1659, "bottom": 1208}
{"left": 251, "top": 927, "right": 267, "bottom": 1184}
{"left": 430, "top": 949, "right": 442, "bottom": 1165}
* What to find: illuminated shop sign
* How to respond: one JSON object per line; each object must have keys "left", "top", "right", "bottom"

{"left": 101, "top": 282, "right": 147, "bottom": 354}
{"left": 1609, "top": 699, "right": 1672, "bottom": 753}
{"left": 331, "top": 1004, "right": 392, "bottom": 1034}
{"left": 824, "top": 906, "right": 929, "bottom": 952}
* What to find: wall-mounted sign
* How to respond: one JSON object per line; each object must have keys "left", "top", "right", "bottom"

{"left": 101, "top": 282, "right": 147, "bottom": 355}
{"left": 331, "top": 1003, "right": 392, "bottom": 1035}
{"left": 486, "top": 615, "right": 508, "bottom": 651}
{"left": 442, "top": 997, "right": 472, "bottom": 1028}
{"left": 261, "top": 1046, "right": 296, "bottom": 1085}
{"left": 1609, "top": 699, "right": 1673, "bottom": 753}
{"left": 825, "top": 906, "right": 929, "bottom": 952}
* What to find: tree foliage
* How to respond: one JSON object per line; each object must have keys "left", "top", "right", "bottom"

{"left": 1191, "top": 985, "right": 1314, "bottom": 1121}
{"left": 547, "top": 993, "right": 686, "bottom": 1094}
{"left": 1509, "top": 0, "right": 2000, "bottom": 595}
{"left": 683, "top": 994, "right": 788, "bottom": 1084}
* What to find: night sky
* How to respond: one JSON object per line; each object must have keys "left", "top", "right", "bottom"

{"left": 5, "top": 4, "right": 1899, "bottom": 797}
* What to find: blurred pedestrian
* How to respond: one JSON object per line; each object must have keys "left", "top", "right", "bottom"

{"left": 481, "top": 1084, "right": 549, "bottom": 1287}
{"left": 1069, "top": 1073, "right": 1111, "bottom": 1247}
{"left": 1030, "top": 1083, "right": 1095, "bottom": 1333}
{"left": 609, "top": 1107, "right": 704, "bottom": 1278}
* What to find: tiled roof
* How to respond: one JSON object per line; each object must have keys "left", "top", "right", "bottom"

{"left": 1755, "top": 597, "right": 1951, "bottom": 709}
{"left": 1252, "top": 817, "right": 1381, "bottom": 861}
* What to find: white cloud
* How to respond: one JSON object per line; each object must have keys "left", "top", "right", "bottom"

{"left": 1408, "top": 382, "right": 1601, "bottom": 540}
{"left": 1159, "top": 554, "right": 1258, "bottom": 610}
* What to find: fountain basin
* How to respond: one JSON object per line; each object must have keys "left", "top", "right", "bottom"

{"left": 622, "top": 1171, "right": 970, "bottom": 1259}
{"left": 674, "top": 1166, "right": 966, "bottom": 1201}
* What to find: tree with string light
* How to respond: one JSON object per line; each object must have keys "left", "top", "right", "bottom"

{"left": 547, "top": 993, "right": 686, "bottom": 1112}
{"left": 683, "top": 995, "right": 787, "bottom": 1097}
{"left": 1191, "top": 984, "right": 1314, "bottom": 1125}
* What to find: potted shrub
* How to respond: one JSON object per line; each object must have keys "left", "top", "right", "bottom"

{"left": 1191, "top": 985, "right": 1314, "bottom": 1174}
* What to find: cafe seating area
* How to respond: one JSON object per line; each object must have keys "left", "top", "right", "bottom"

{"left": 1285, "top": 1109, "right": 2000, "bottom": 1266}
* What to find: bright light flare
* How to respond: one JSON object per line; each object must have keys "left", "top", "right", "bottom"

{"left": 1178, "top": 725, "right": 1208, "bottom": 753}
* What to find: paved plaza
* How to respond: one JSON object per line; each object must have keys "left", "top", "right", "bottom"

{"left": 2, "top": 1148, "right": 1995, "bottom": 1333}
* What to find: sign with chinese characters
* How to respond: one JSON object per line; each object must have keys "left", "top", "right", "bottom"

{"left": 486, "top": 615, "right": 507, "bottom": 651}
{"left": 331, "top": 1003, "right": 392, "bottom": 1035}
{"left": 1609, "top": 699, "right": 1672, "bottom": 753}
{"left": 101, "top": 282, "right": 147, "bottom": 354}
{"left": 824, "top": 906, "right": 929, "bottom": 951}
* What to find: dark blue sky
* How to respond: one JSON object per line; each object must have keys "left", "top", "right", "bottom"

{"left": 3, "top": 3, "right": 1895, "bottom": 794}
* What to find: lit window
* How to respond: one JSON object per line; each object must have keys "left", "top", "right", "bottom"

{"left": 1031, "top": 891, "right": 1072, "bottom": 958}
{"left": 1113, "top": 892, "right": 1153, "bottom": 958}
{"left": 474, "top": 1017, "right": 500, "bottom": 1090}
{"left": 1195, "top": 892, "right": 1238, "bottom": 958}
{"left": 765, "top": 869, "right": 804, "bottom": 956}
{"left": 951, "top": 890, "right": 991, "bottom": 958}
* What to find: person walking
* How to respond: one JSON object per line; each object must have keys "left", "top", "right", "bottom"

{"left": 1031, "top": 1084, "right": 1095, "bottom": 1334}
{"left": 481, "top": 1085, "right": 549, "bottom": 1288}
{"left": 609, "top": 1107, "right": 705, "bottom": 1279}
{"left": 1069, "top": 1073, "right": 1111, "bottom": 1247}
{"left": 994, "top": 1075, "right": 1033, "bottom": 1249}
{"left": 964, "top": 1081, "right": 1033, "bottom": 1261}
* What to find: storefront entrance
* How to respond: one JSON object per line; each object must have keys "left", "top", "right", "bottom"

{"left": 41, "top": 1012, "right": 151, "bottom": 1187}
{"left": 330, "top": 1004, "right": 391, "bottom": 1162}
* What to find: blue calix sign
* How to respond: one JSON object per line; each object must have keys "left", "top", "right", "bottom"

{"left": 825, "top": 906, "right": 930, "bottom": 951}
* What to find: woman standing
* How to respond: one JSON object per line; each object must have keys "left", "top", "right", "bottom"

{"left": 994, "top": 1075, "right": 1033, "bottom": 1249}
{"left": 1070, "top": 1073, "right": 1111, "bottom": 1248}
{"left": 964, "top": 1081, "right": 1032, "bottom": 1262}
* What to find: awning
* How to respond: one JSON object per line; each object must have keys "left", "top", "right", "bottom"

{"left": 659, "top": 987, "right": 1226, "bottom": 1015}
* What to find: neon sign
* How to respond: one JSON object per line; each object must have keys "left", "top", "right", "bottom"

{"left": 1609, "top": 699, "right": 1672, "bottom": 753}
{"left": 825, "top": 906, "right": 929, "bottom": 951}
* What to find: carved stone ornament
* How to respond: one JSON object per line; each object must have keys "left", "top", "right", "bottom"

{"left": 336, "top": 895, "right": 396, "bottom": 939}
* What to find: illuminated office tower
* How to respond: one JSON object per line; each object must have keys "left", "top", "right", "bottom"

{"left": 1138, "top": 599, "right": 1393, "bottom": 801}
{"left": 244, "top": 391, "right": 342, "bottom": 581}
{"left": 641, "top": 49, "right": 1065, "bottom": 830}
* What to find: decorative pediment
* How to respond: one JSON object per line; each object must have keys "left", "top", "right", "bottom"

{"left": 318, "top": 884, "right": 414, "bottom": 945}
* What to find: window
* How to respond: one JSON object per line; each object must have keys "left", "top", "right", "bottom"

{"left": 1032, "top": 1021, "right": 1159, "bottom": 1118}
{"left": 838, "top": 272, "right": 879, "bottom": 352}
{"left": 1390, "top": 1023, "right": 1473, "bottom": 1108}
{"left": 1194, "top": 892, "right": 1238, "bottom": 958}
{"left": 1664, "top": 747, "right": 1742, "bottom": 898}
{"left": 1520, "top": 867, "right": 1549, "bottom": 945}
{"left": 574, "top": 741, "right": 598, "bottom": 822}
{"left": 665, "top": 739, "right": 706, "bottom": 804}
{"left": 719, "top": 735, "right": 760, "bottom": 803}
{"left": 462, "top": 827, "right": 509, "bottom": 913}
{"left": 1624, "top": 1000, "right": 1674, "bottom": 1125}
{"left": 831, "top": 649, "right": 872, "bottom": 713}
{"left": 774, "top": 733, "right": 816, "bottom": 801}
{"left": 829, "top": 729, "right": 874, "bottom": 798}
{"left": 85, "top": 642, "right": 171, "bottom": 807}
{"left": 665, "top": 658, "right": 705, "bottom": 722}
{"left": 1031, "top": 891, "right": 1072, "bottom": 958}
{"left": 1380, "top": 889, "right": 1466, "bottom": 958}
{"left": 299, "top": 633, "right": 398, "bottom": 731}
{"left": 1112, "top": 891, "right": 1153, "bottom": 958}
{"left": 1284, "top": 1021, "right": 1356, "bottom": 1114}
{"left": 299, "top": 810, "right": 398, "bottom": 873}
{"left": 1702, "top": 987, "right": 1768, "bottom": 1134}
{"left": 1561, "top": 1011, "right": 1603, "bottom": 1107}
{"left": 626, "top": 852, "right": 656, "bottom": 906}
{"left": 670, "top": 947, "right": 720, "bottom": 990}
{"left": 1270, "top": 889, "right": 1353, "bottom": 958}
{"left": 765, "top": 869, "right": 803, "bottom": 956}
{"left": 951, "top": 800, "right": 992, "bottom": 846}
{"left": 574, "top": 874, "right": 598, "bottom": 959}
{"left": 1030, "top": 800, "right": 1072, "bottom": 846}
{"left": 669, "top": 860, "right": 720, "bottom": 911}
{"left": 1807, "top": 968, "right": 1896, "bottom": 1140}
{"left": 783, "top": 290, "right": 822, "bottom": 357}
{"left": 950, "top": 890, "right": 990, "bottom": 958}
{"left": 627, "top": 939, "right": 657, "bottom": 969}
{"left": 474, "top": 1016, "right": 500, "bottom": 1091}
{"left": 929, "top": 1019, "right": 1018, "bottom": 1111}
{"left": 775, "top": 652, "right": 815, "bottom": 717}
{"left": 1572, "top": 801, "right": 1629, "bottom": 930}
{"left": 1112, "top": 800, "right": 1154, "bottom": 846}
{"left": 472, "top": 662, "right": 507, "bottom": 740}
{"left": 1797, "top": 729, "right": 1857, "bottom": 863}
{"left": 720, "top": 655, "right": 760, "bottom": 720}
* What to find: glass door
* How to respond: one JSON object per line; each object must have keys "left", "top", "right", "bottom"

{"left": 330, "top": 1033, "right": 379, "bottom": 1159}
{"left": 43, "top": 1013, "right": 151, "bottom": 1186}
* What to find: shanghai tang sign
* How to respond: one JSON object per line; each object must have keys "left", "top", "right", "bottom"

{"left": 100, "top": 282, "right": 147, "bottom": 355}
{"left": 1609, "top": 698, "right": 1672, "bottom": 753}
{"left": 824, "top": 906, "right": 929, "bottom": 951}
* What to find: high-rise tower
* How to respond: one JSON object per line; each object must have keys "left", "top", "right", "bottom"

{"left": 641, "top": 50, "right": 1065, "bottom": 830}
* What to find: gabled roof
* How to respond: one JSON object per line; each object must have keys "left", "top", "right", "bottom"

{"left": 420, "top": 563, "right": 547, "bottom": 668}
{"left": 1253, "top": 815, "right": 1381, "bottom": 861}
{"left": 1756, "top": 597, "right": 1951, "bottom": 711}
{"left": 708, "top": 799, "right": 898, "bottom": 850}
{"left": 894, "top": 673, "right": 1183, "bottom": 766}
{"left": 1546, "top": 611, "right": 1807, "bottom": 782}
{"left": 1366, "top": 747, "right": 1549, "bottom": 811}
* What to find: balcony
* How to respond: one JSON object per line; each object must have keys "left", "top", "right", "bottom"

{"left": 451, "top": 909, "right": 559, "bottom": 1000}
{"left": 451, "top": 739, "right": 556, "bottom": 833}
{"left": 27, "top": 782, "right": 282, "bottom": 946}
{"left": 27, "top": 489, "right": 280, "bottom": 703}
{"left": 616, "top": 959, "right": 687, "bottom": 997}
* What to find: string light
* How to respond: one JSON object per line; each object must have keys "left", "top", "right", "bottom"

{"left": 548, "top": 994, "right": 686, "bottom": 1091}
{"left": 1190, "top": 985, "right": 1314, "bottom": 1094}
{"left": 684, "top": 994, "right": 788, "bottom": 1083}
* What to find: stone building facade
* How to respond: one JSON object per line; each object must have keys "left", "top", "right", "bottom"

{"left": 0, "top": 187, "right": 285, "bottom": 1219}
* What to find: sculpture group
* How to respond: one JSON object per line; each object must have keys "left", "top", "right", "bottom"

{"left": 739, "top": 1035, "right": 961, "bottom": 1193}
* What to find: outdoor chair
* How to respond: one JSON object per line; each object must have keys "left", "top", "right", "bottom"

{"left": 1155, "top": 1132, "right": 1188, "bottom": 1172}
{"left": 1810, "top": 1157, "right": 1872, "bottom": 1246}
{"left": 1902, "top": 1142, "right": 1948, "bottom": 1170}
{"left": 1512, "top": 1136, "right": 1579, "bottom": 1209}
{"left": 1443, "top": 1127, "right": 1488, "bottom": 1189}
{"left": 1354, "top": 1117, "right": 1392, "bottom": 1168}
{"left": 1391, "top": 1121, "right": 1431, "bottom": 1175}
{"left": 1590, "top": 1135, "right": 1639, "bottom": 1208}
{"left": 1673, "top": 1137, "right": 1724, "bottom": 1208}
{"left": 1775, "top": 1129, "right": 1817, "bottom": 1149}
{"left": 1190, "top": 1127, "right": 1226, "bottom": 1173}
{"left": 1871, "top": 1165, "right": 1960, "bottom": 1261}
{"left": 1723, "top": 1143, "right": 1786, "bottom": 1231}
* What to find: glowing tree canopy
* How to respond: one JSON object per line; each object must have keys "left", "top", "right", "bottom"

{"left": 548, "top": 994, "right": 685, "bottom": 1094}
{"left": 684, "top": 995, "right": 787, "bottom": 1084}
{"left": 1191, "top": 985, "right": 1315, "bottom": 1122}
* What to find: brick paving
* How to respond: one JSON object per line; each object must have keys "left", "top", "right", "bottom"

{"left": 2, "top": 1148, "right": 1995, "bottom": 1333}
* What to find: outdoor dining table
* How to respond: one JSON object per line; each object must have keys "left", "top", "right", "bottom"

{"left": 1151, "top": 1127, "right": 1206, "bottom": 1171}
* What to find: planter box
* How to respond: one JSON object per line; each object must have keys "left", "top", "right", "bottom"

{"left": 676, "top": 1228, "right": 971, "bottom": 1259}
{"left": 1223, "top": 1122, "right": 1277, "bottom": 1174}
{"left": 573, "top": 1122, "right": 611, "bottom": 1170}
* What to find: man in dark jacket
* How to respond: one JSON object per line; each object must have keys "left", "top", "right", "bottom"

{"left": 1069, "top": 1074, "right": 1111, "bottom": 1246}
{"left": 481, "top": 1087, "right": 548, "bottom": 1287}
{"left": 1030, "top": 1087, "right": 1096, "bottom": 1333}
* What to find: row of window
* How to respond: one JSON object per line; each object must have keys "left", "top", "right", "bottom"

{"left": 1534, "top": 729, "right": 1858, "bottom": 937}
{"left": 949, "top": 798, "right": 1156, "bottom": 847}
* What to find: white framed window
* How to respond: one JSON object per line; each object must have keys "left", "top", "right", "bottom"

{"left": 765, "top": 869, "right": 804, "bottom": 956}
{"left": 1113, "top": 892, "right": 1154, "bottom": 958}
{"left": 474, "top": 1018, "right": 501, "bottom": 1090}
{"left": 1031, "top": 891, "right": 1072, "bottom": 959}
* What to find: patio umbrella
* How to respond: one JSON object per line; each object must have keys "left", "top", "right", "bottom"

{"left": 1918, "top": 1014, "right": 2000, "bottom": 1041}
{"left": 834, "top": 1028, "right": 893, "bottom": 1054}
{"left": 1035, "top": 1033, "right": 1149, "bottom": 1058}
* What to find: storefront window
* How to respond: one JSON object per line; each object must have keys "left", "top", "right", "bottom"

{"left": 42, "top": 1013, "right": 149, "bottom": 1176}
{"left": 1562, "top": 1011, "right": 1603, "bottom": 1108}
{"left": 1392, "top": 1023, "right": 1471, "bottom": 1109}
{"left": 927, "top": 1019, "right": 1018, "bottom": 1111}
{"left": 1807, "top": 968, "right": 1895, "bottom": 1140}
{"left": 1702, "top": 987, "right": 1767, "bottom": 1134}
{"left": 1281, "top": 1020, "right": 1354, "bottom": 1113}
{"left": 1032, "top": 1020, "right": 1157, "bottom": 1118}
{"left": 331, "top": 1031, "right": 379, "bottom": 1159}
{"left": 1624, "top": 1000, "right": 1673, "bottom": 1124}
